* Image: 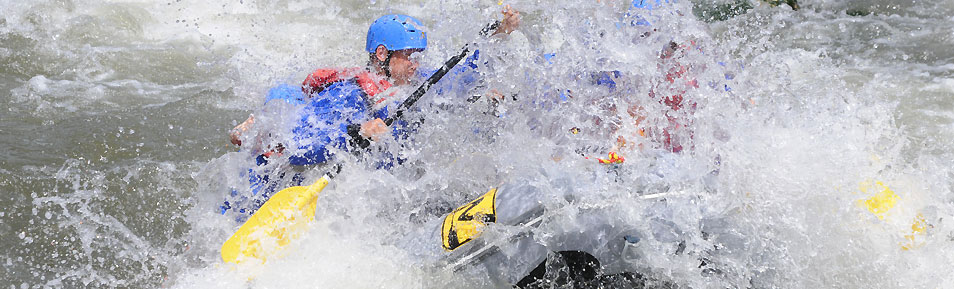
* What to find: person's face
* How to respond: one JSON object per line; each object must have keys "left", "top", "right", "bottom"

{"left": 388, "top": 49, "right": 423, "bottom": 85}
{"left": 660, "top": 41, "right": 675, "bottom": 59}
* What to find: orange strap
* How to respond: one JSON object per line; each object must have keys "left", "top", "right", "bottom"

{"left": 597, "top": 152, "right": 625, "bottom": 164}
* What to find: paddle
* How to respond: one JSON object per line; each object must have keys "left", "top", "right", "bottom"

{"left": 384, "top": 19, "right": 499, "bottom": 126}
{"left": 221, "top": 175, "right": 329, "bottom": 263}
{"left": 221, "top": 21, "right": 502, "bottom": 264}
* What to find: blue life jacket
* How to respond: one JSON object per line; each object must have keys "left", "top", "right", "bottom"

{"left": 221, "top": 50, "right": 484, "bottom": 219}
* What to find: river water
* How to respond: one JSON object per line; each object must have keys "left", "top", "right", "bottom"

{"left": 2, "top": 0, "right": 953, "bottom": 288}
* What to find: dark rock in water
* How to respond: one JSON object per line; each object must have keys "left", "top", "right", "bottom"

{"left": 763, "top": 0, "right": 799, "bottom": 10}
{"left": 692, "top": 0, "right": 754, "bottom": 23}
{"left": 691, "top": 0, "right": 799, "bottom": 23}
{"left": 846, "top": 9, "right": 871, "bottom": 16}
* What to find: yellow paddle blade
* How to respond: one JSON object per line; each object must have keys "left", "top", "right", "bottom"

{"left": 857, "top": 181, "right": 899, "bottom": 220}
{"left": 221, "top": 175, "right": 330, "bottom": 264}
{"left": 854, "top": 180, "right": 931, "bottom": 250}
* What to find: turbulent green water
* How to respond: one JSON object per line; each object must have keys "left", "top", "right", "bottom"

{"left": 2, "top": 0, "right": 953, "bottom": 288}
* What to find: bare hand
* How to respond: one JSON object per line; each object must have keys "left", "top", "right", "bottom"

{"left": 486, "top": 89, "right": 507, "bottom": 102}
{"left": 359, "top": 118, "right": 388, "bottom": 141}
{"left": 494, "top": 5, "right": 520, "bottom": 35}
{"left": 230, "top": 114, "right": 255, "bottom": 146}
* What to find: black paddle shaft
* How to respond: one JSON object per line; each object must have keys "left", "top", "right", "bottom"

{"left": 348, "top": 21, "right": 500, "bottom": 148}
{"left": 385, "top": 20, "right": 500, "bottom": 126}
{"left": 384, "top": 46, "right": 470, "bottom": 126}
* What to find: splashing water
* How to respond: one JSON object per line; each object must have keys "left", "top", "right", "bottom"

{"left": 2, "top": 0, "right": 953, "bottom": 288}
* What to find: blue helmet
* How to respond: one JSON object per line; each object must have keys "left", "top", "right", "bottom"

{"left": 366, "top": 14, "right": 428, "bottom": 53}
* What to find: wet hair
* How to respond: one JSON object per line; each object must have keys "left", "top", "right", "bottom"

{"left": 368, "top": 49, "right": 394, "bottom": 78}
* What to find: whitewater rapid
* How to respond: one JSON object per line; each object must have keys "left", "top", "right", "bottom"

{"left": 2, "top": 0, "right": 953, "bottom": 288}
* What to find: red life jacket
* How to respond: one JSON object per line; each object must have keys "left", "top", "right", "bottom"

{"left": 647, "top": 43, "right": 701, "bottom": 153}
{"left": 301, "top": 68, "right": 394, "bottom": 106}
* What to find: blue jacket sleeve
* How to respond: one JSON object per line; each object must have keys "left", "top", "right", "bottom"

{"left": 288, "top": 81, "right": 370, "bottom": 166}
{"left": 264, "top": 83, "right": 307, "bottom": 106}
{"left": 428, "top": 49, "right": 483, "bottom": 98}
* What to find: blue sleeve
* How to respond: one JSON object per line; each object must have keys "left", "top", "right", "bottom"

{"left": 263, "top": 84, "right": 307, "bottom": 106}
{"left": 288, "top": 81, "right": 370, "bottom": 166}
{"left": 428, "top": 49, "right": 483, "bottom": 98}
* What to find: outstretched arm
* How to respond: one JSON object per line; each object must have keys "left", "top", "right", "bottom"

{"left": 229, "top": 114, "right": 255, "bottom": 146}
{"left": 493, "top": 5, "right": 521, "bottom": 36}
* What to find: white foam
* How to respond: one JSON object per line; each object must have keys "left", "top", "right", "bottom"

{"left": 5, "top": 0, "right": 953, "bottom": 288}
